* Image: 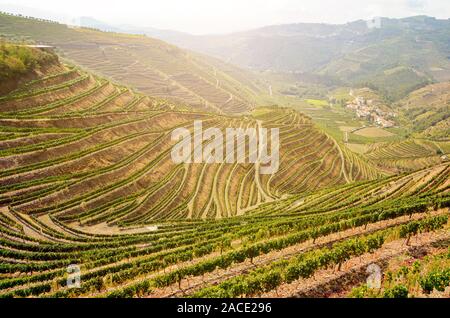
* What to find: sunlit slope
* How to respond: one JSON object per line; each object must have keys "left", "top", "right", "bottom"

{"left": 246, "top": 162, "right": 450, "bottom": 218}
{"left": 365, "top": 139, "right": 449, "bottom": 173}
{"left": 0, "top": 60, "right": 380, "bottom": 225}
{"left": 0, "top": 13, "right": 267, "bottom": 114}
{"left": 0, "top": 163, "right": 447, "bottom": 298}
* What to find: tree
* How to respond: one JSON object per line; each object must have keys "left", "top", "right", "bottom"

{"left": 383, "top": 285, "right": 408, "bottom": 298}
{"left": 217, "top": 236, "right": 232, "bottom": 255}
{"left": 246, "top": 246, "right": 259, "bottom": 264}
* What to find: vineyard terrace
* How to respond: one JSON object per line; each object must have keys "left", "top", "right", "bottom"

{"left": 171, "top": 120, "right": 280, "bottom": 174}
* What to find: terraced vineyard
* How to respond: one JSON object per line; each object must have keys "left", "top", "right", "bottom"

{"left": 366, "top": 140, "right": 449, "bottom": 172}
{"left": 0, "top": 160, "right": 448, "bottom": 298}
{"left": 0, "top": 46, "right": 448, "bottom": 299}
{"left": 348, "top": 245, "right": 450, "bottom": 298}
{"left": 0, "top": 12, "right": 268, "bottom": 115}
{"left": 395, "top": 82, "right": 450, "bottom": 140}
{"left": 0, "top": 50, "right": 384, "bottom": 227}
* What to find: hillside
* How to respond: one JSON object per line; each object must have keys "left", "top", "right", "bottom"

{"left": 0, "top": 12, "right": 268, "bottom": 114}
{"left": 0, "top": 48, "right": 381, "bottom": 228}
{"left": 365, "top": 139, "right": 449, "bottom": 173}
{"left": 0, "top": 160, "right": 448, "bottom": 297}
{"left": 395, "top": 82, "right": 450, "bottom": 140}
{"left": 0, "top": 13, "right": 449, "bottom": 300}
{"left": 154, "top": 16, "right": 450, "bottom": 101}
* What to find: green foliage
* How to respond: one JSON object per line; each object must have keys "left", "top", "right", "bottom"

{"left": 0, "top": 45, "right": 448, "bottom": 300}
{"left": 348, "top": 285, "right": 370, "bottom": 298}
{"left": 419, "top": 269, "right": 450, "bottom": 294}
{"left": 0, "top": 43, "right": 57, "bottom": 81}
{"left": 382, "top": 284, "right": 409, "bottom": 298}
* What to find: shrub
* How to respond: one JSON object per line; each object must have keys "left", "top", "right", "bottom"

{"left": 420, "top": 269, "right": 450, "bottom": 294}
{"left": 383, "top": 285, "right": 409, "bottom": 298}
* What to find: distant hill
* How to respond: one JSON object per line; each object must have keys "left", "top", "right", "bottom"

{"left": 0, "top": 12, "right": 268, "bottom": 114}
{"left": 152, "top": 16, "right": 450, "bottom": 101}
{"left": 7, "top": 12, "right": 448, "bottom": 103}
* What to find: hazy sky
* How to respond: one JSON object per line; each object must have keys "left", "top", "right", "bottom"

{"left": 0, "top": 0, "right": 449, "bottom": 34}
